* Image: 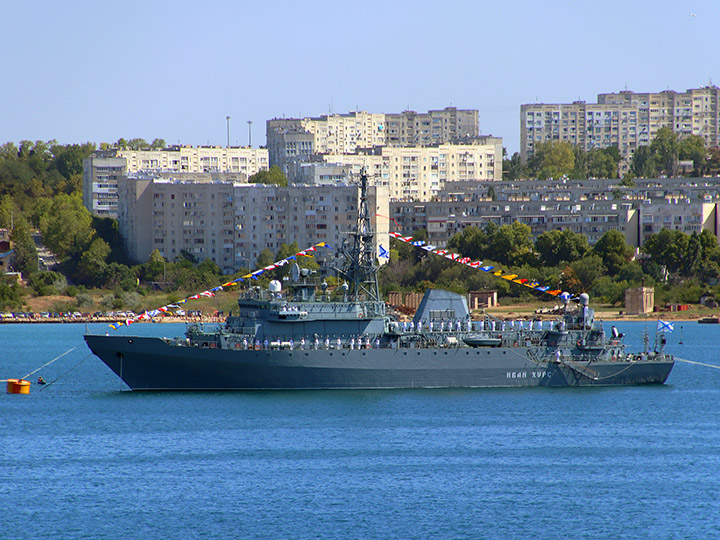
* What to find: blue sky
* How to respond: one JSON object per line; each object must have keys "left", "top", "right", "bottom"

{"left": 1, "top": 0, "right": 718, "bottom": 154}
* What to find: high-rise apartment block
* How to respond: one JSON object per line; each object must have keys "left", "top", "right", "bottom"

{"left": 117, "top": 173, "right": 389, "bottom": 273}
{"left": 521, "top": 85, "right": 720, "bottom": 165}
{"left": 267, "top": 107, "right": 480, "bottom": 174}
{"left": 83, "top": 146, "right": 269, "bottom": 217}
{"left": 384, "top": 108, "right": 479, "bottom": 146}
{"left": 294, "top": 137, "right": 503, "bottom": 201}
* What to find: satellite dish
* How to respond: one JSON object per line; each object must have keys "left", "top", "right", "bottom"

{"left": 291, "top": 263, "right": 300, "bottom": 282}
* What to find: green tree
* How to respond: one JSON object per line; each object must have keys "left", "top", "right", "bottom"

{"left": 491, "top": 222, "right": 535, "bottom": 266}
{"left": 0, "top": 142, "right": 19, "bottom": 159}
{"left": 650, "top": 126, "right": 679, "bottom": 177}
{"left": 40, "top": 193, "right": 94, "bottom": 259}
{"left": 616, "top": 261, "right": 645, "bottom": 285}
{"left": 591, "top": 276, "right": 628, "bottom": 305}
{"left": 678, "top": 135, "right": 706, "bottom": 175}
{"left": 529, "top": 141, "right": 575, "bottom": 180}
{"left": 103, "top": 262, "right": 136, "bottom": 289}
{"left": 92, "top": 216, "right": 127, "bottom": 263}
{"left": 248, "top": 166, "right": 287, "bottom": 186}
{"left": 535, "top": 229, "right": 589, "bottom": 267}
{"left": 0, "top": 276, "right": 24, "bottom": 310}
{"left": 139, "top": 249, "right": 168, "bottom": 283}
{"left": 176, "top": 249, "right": 198, "bottom": 265}
{"left": 568, "top": 255, "right": 606, "bottom": 292}
{"left": 28, "top": 271, "right": 66, "bottom": 296}
{"left": 642, "top": 229, "right": 688, "bottom": 275}
{"left": 9, "top": 217, "right": 38, "bottom": 277}
{"left": 77, "top": 238, "right": 111, "bottom": 286}
{"left": 619, "top": 174, "right": 636, "bottom": 187}
{"left": 572, "top": 145, "right": 587, "bottom": 179}
{"left": 592, "top": 230, "right": 633, "bottom": 276}
{"left": 706, "top": 147, "right": 720, "bottom": 175}
{"left": 127, "top": 138, "right": 149, "bottom": 150}
{"left": 195, "top": 259, "right": 222, "bottom": 286}
{"left": 447, "top": 225, "right": 487, "bottom": 261}
{"left": 255, "top": 248, "right": 275, "bottom": 267}
{"left": 682, "top": 232, "right": 702, "bottom": 276}
{"left": 51, "top": 142, "right": 95, "bottom": 181}
{"left": 0, "top": 195, "right": 18, "bottom": 229}
{"left": 502, "top": 151, "right": 527, "bottom": 180}
{"left": 587, "top": 147, "right": 619, "bottom": 179}
{"left": 630, "top": 146, "right": 657, "bottom": 178}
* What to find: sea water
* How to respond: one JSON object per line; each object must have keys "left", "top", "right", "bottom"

{"left": 1, "top": 321, "right": 719, "bottom": 540}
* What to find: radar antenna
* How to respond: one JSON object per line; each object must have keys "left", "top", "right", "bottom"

{"left": 335, "top": 168, "right": 381, "bottom": 303}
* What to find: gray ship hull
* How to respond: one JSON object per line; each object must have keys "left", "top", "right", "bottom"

{"left": 84, "top": 334, "right": 674, "bottom": 391}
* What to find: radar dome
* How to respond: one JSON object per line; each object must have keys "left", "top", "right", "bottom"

{"left": 268, "top": 280, "right": 282, "bottom": 293}
{"left": 579, "top": 293, "right": 590, "bottom": 305}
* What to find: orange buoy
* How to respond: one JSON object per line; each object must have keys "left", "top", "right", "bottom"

{"left": 6, "top": 379, "right": 31, "bottom": 394}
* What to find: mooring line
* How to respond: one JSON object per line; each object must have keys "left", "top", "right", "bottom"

{"left": 39, "top": 354, "right": 93, "bottom": 391}
{"left": 21, "top": 346, "right": 78, "bottom": 380}
{"left": 675, "top": 357, "right": 720, "bottom": 370}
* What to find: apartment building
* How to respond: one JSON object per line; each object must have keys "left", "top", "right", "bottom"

{"left": 598, "top": 87, "right": 720, "bottom": 148}
{"left": 384, "top": 107, "right": 479, "bottom": 146}
{"left": 267, "top": 107, "right": 480, "bottom": 174}
{"left": 521, "top": 85, "right": 720, "bottom": 165}
{"left": 233, "top": 183, "right": 389, "bottom": 270}
{"left": 118, "top": 174, "right": 239, "bottom": 273}
{"left": 389, "top": 177, "right": 720, "bottom": 249}
{"left": 520, "top": 101, "right": 639, "bottom": 162}
{"left": 292, "top": 138, "right": 503, "bottom": 202}
{"left": 84, "top": 146, "right": 269, "bottom": 217}
{"left": 116, "top": 173, "right": 389, "bottom": 274}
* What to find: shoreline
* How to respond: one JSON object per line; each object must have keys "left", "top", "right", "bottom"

{"left": 1, "top": 312, "right": 712, "bottom": 324}
{"left": 483, "top": 305, "right": 713, "bottom": 323}
{"left": 0, "top": 316, "right": 222, "bottom": 325}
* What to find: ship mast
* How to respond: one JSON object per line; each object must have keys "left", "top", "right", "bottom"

{"left": 336, "top": 169, "right": 381, "bottom": 303}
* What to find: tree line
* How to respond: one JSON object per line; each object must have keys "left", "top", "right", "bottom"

{"left": 504, "top": 126, "right": 720, "bottom": 180}
{"left": 379, "top": 222, "right": 720, "bottom": 308}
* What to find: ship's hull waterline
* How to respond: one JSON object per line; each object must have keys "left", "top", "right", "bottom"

{"left": 84, "top": 335, "right": 674, "bottom": 391}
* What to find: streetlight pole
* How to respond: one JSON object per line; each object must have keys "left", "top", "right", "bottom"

{"left": 247, "top": 120, "right": 253, "bottom": 147}
{"left": 226, "top": 116, "right": 231, "bottom": 147}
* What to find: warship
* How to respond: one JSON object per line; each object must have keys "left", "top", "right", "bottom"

{"left": 84, "top": 174, "right": 675, "bottom": 390}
